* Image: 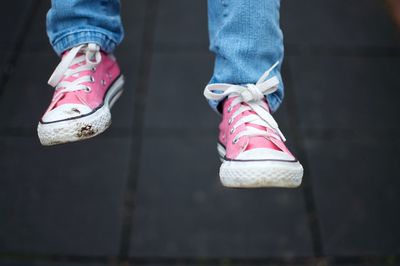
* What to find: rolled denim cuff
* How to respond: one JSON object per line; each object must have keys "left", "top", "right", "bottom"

{"left": 51, "top": 30, "right": 118, "bottom": 55}
{"left": 266, "top": 89, "right": 283, "bottom": 113}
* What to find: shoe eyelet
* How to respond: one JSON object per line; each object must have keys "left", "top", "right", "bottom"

{"left": 85, "top": 86, "right": 92, "bottom": 92}
{"left": 90, "top": 76, "right": 95, "bottom": 82}
{"left": 227, "top": 106, "right": 232, "bottom": 113}
{"left": 228, "top": 118, "right": 233, "bottom": 125}
{"left": 232, "top": 137, "right": 239, "bottom": 144}
{"left": 230, "top": 127, "right": 235, "bottom": 134}
{"left": 101, "top": 79, "right": 106, "bottom": 86}
{"left": 92, "top": 67, "right": 96, "bottom": 71}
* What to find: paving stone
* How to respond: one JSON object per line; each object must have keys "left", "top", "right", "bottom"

{"left": 154, "top": 0, "right": 208, "bottom": 50}
{"left": 281, "top": 0, "right": 400, "bottom": 48}
{"left": 0, "top": 52, "right": 7, "bottom": 75}
{"left": 128, "top": 261, "right": 309, "bottom": 266}
{"left": 0, "top": 261, "right": 104, "bottom": 266}
{"left": 120, "top": 0, "right": 147, "bottom": 45}
{"left": 333, "top": 262, "right": 400, "bottom": 266}
{"left": 0, "top": 137, "right": 130, "bottom": 255}
{"left": 17, "top": 0, "right": 51, "bottom": 53}
{"left": 0, "top": 1, "right": 36, "bottom": 65}
{"left": 0, "top": 51, "right": 57, "bottom": 133}
{"left": 143, "top": 51, "right": 218, "bottom": 132}
{"left": 130, "top": 134, "right": 313, "bottom": 257}
{"left": 305, "top": 138, "right": 400, "bottom": 255}
{"left": 0, "top": 0, "right": 30, "bottom": 77}
{"left": 286, "top": 55, "right": 400, "bottom": 135}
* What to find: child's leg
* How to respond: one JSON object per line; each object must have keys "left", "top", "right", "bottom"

{"left": 38, "top": 0, "right": 125, "bottom": 145}
{"left": 47, "top": 0, "right": 124, "bottom": 55}
{"left": 204, "top": 0, "right": 303, "bottom": 188}
{"left": 207, "top": 0, "right": 284, "bottom": 113}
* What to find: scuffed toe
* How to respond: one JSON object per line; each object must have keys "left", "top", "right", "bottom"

{"left": 41, "top": 104, "right": 92, "bottom": 123}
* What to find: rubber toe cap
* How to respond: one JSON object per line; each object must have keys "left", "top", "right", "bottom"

{"left": 236, "top": 148, "right": 296, "bottom": 161}
{"left": 41, "top": 104, "right": 92, "bottom": 123}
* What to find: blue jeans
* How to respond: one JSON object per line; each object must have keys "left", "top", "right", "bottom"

{"left": 47, "top": 0, "right": 284, "bottom": 112}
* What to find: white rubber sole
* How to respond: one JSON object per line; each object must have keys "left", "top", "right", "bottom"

{"left": 218, "top": 143, "right": 303, "bottom": 188}
{"left": 37, "top": 76, "right": 124, "bottom": 146}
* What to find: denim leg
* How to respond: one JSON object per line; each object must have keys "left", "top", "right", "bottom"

{"left": 47, "top": 0, "right": 124, "bottom": 55}
{"left": 207, "top": 0, "right": 284, "bottom": 113}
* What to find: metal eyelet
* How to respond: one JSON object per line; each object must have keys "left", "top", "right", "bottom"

{"left": 101, "top": 79, "right": 106, "bottom": 86}
{"left": 85, "top": 86, "right": 92, "bottom": 92}
{"left": 90, "top": 76, "right": 95, "bottom": 82}
{"left": 232, "top": 137, "right": 239, "bottom": 144}
{"left": 228, "top": 118, "right": 233, "bottom": 125}
{"left": 227, "top": 106, "right": 232, "bottom": 113}
{"left": 230, "top": 127, "right": 235, "bottom": 134}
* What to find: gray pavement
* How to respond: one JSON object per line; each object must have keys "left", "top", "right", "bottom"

{"left": 0, "top": 0, "right": 399, "bottom": 265}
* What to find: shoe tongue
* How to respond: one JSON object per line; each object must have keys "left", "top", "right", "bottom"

{"left": 53, "top": 92, "right": 84, "bottom": 109}
{"left": 245, "top": 136, "right": 280, "bottom": 151}
{"left": 244, "top": 125, "right": 280, "bottom": 152}
{"left": 52, "top": 54, "right": 92, "bottom": 108}
{"left": 240, "top": 101, "right": 280, "bottom": 152}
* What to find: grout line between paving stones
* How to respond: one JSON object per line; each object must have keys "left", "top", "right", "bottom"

{"left": 0, "top": 253, "right": 399, "bottom": 266}
{"left": 281, "top": 63, "right": 325, "bottom": 256}
{"left": 117, "top": 0, "right": 159, "bottom": 262}
{"left": 0, "top": 0, "right": 42, "bottom": 99}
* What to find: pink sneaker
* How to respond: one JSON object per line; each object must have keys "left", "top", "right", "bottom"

{"left": 37, "top": 43, "right": 124, "bottom": 146}
{"left": 204, "top": 63, "right": 303, "bottom": 188}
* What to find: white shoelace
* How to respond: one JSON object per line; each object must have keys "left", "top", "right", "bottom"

{"left": 48, "top": 43, "right": 102, "bottom": 102}
{"left": 204, "top": 61, "right": 286, "bottom": 144}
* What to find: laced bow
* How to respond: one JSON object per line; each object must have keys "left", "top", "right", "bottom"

{"left": 203, "top": 61, "right": 286, "bottom": 143}
{"left": 48, "top": 43, "right": 102, "bottom": 102}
